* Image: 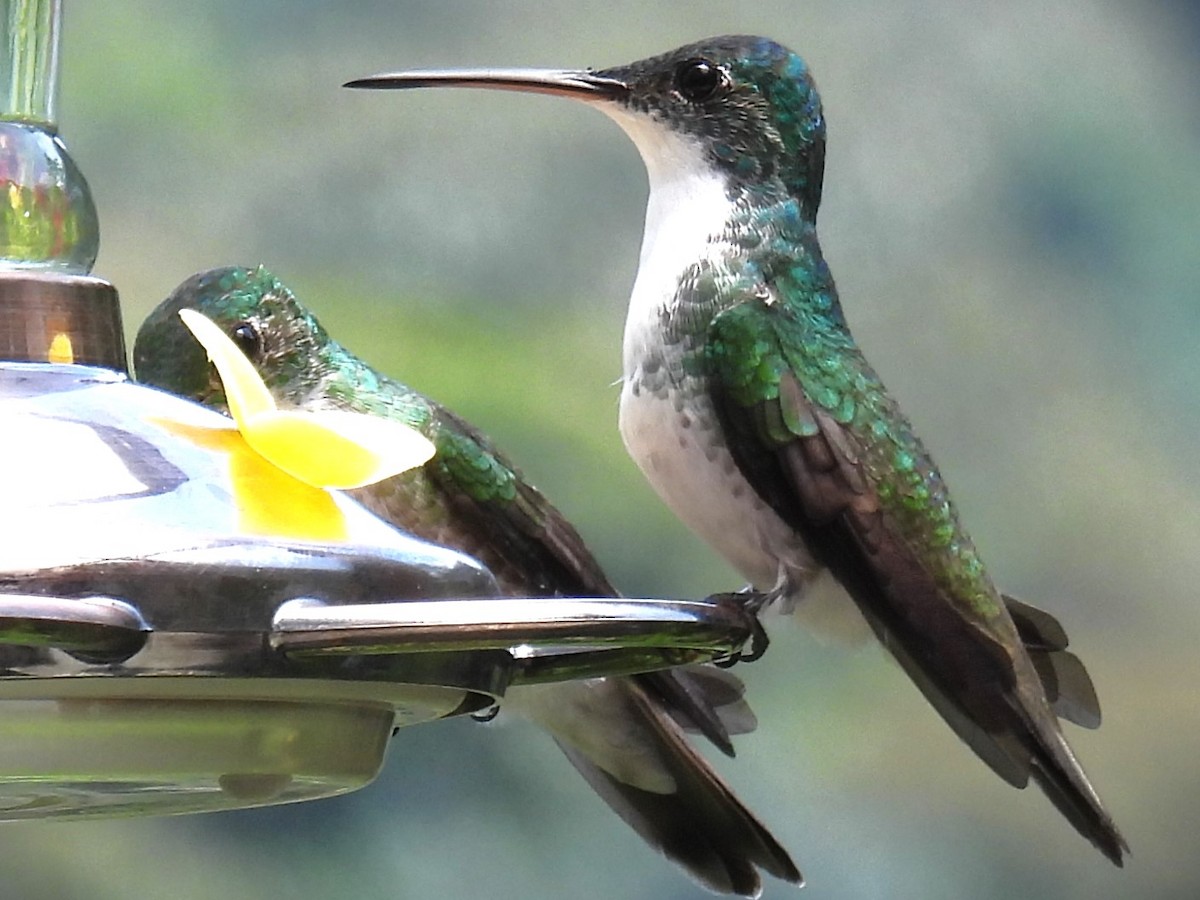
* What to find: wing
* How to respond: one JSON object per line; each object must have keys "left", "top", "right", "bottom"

{"left": 704, "top": 289, "right": 1125, "bottom": 862}
{"left": 428, "top": 404, "right": 618, "bottom": 597}
{"left": 705, "top": 292, "right": 1042, "bottom": 776}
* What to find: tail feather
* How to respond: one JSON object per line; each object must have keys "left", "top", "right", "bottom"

{"left": 508, "top": 678, "right": 801, "bottom": 896}
{"left": 1030, "top": 764, "right": 1128, "bottom": 867}
{"left": 860, "top": 589, "right": 1126, "bottom": 862}
{"left": 1004, "top": 594, "right": 1069, "bottom": 650}
{"left": 1023, "top": 707, "right": 1129, "bottom": 866}
{"left": 642, "top": 665, "right": 757, "bottom": 757}
{"left": 1005, "top": 594, "right": 1101, "bottom": 728}
{"left": 1006, "top": 597, "right": 1125, "bottom": 860}
{"left": 1027, "top": 648, "right": 1101, "bottom": 729}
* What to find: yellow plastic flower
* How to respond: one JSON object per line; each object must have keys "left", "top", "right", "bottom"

{"left": 178, "top": 308, "right": 435, "bottom": 490}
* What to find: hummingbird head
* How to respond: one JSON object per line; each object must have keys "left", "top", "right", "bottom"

{"left": 347, "top": 35, "right": 826, "bottom": 216}
{"left": 134, "top": 265, "right": 329, "bottom": 411}
{"left": 597, "top": 36, "right": 826, "bottom": 214}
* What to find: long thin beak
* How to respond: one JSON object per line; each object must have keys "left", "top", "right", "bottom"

{"left": 343, "top": 67, "right": 627, "bottom": 101}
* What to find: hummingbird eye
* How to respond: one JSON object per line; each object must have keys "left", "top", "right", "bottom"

{"left": 230, "top": 321, "right": 262, "bottom": 359}
{"left": 674, "top": 59, "right": 724, "bottom": 102}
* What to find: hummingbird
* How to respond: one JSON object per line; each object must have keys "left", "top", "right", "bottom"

{"left": 133, "top": 265, "right": 802, "bottom": 897}
{"left": 345, "top": 35, "right": 1128, "bottom": 864}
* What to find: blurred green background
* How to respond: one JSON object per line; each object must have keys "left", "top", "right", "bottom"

{"left": 10, "top": 1, "right": 1196, "bottom": 897}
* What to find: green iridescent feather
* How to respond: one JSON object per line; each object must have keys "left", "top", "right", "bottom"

{"left": 698, "top": 200, "right": 1003, "bottom": 624}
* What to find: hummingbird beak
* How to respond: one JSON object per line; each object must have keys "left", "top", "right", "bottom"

{"left": 343, "top": 67, "right": 628, "bottom": 102}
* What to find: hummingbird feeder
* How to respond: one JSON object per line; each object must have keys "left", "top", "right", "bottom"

{"left": 0, "top": 0, "right": 753, "bottom": 821}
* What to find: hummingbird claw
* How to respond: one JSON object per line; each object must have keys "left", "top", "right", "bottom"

{"left": 738, "top": 610, "right": 771, "bottom": 663}
{"left": 708, "top": 589, "right": 772, "bottom": 666}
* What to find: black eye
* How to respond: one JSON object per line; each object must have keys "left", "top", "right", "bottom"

{"left": 230, "top": 321, "right": 262, "bottom": 359}
{"left": 675, "top": 59, "right": 723, "bottom": 102}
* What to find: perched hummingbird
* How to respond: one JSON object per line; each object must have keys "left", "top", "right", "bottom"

{"left": 134, "top": 265, "right": 802, "bottom": 897}
{"left": 346, "top": 35, "right": 1128, "bottom": 863}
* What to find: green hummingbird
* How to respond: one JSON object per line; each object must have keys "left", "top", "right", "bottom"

{"left": 345, "top": 35, "right": 1127, "bottom": 863}
{"left": 133, "top": 265, "right": 802, "bottom": 897}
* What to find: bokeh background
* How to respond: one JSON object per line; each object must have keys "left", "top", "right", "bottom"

{"left": 9, "top": 1, "right": 1197, "bottom": 897}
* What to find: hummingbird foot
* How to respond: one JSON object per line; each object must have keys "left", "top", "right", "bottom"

{"left": 738, "top": 589, "right": 773, "bottom": 663}
{"left": 710, "top": 587, "right": 772, "bottom": 667}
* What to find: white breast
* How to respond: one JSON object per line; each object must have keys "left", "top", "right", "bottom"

{"left": 596, "top": 106, "right": 736, "bottom": 382}
{"left": 618, "top": 382, "right": 797, "bottom": 586}
{"left": 601, "top": 106, "right": 804, "bottom": 585}
{"left": 602, "top": 106, "right": 866, "bottom": 638}
{"left": 622, "top": 374, "right": 872, "bottom": 642}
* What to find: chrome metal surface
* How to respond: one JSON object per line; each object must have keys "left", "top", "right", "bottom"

{"left": 271, "top": 595, "right": 749, "bottom": 681}
{"left": 0, "top": 593, "right": 147, "bottom": 661}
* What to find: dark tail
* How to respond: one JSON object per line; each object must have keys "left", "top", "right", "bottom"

{"left": 1006, "top": 595, "right": 1128, "bottom": 864}
{"left": 506, "top": 676, "right": 796, "bottom": 897}
{"left": 545, "top": 678, "right": 801, "bottom": 896}
{"left": 1023, "top": 705, "right": 1128, "bottom": 865}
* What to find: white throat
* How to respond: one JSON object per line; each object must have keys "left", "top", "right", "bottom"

{"left": 599, "top": 107, "right": 736, "bottom": 380}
